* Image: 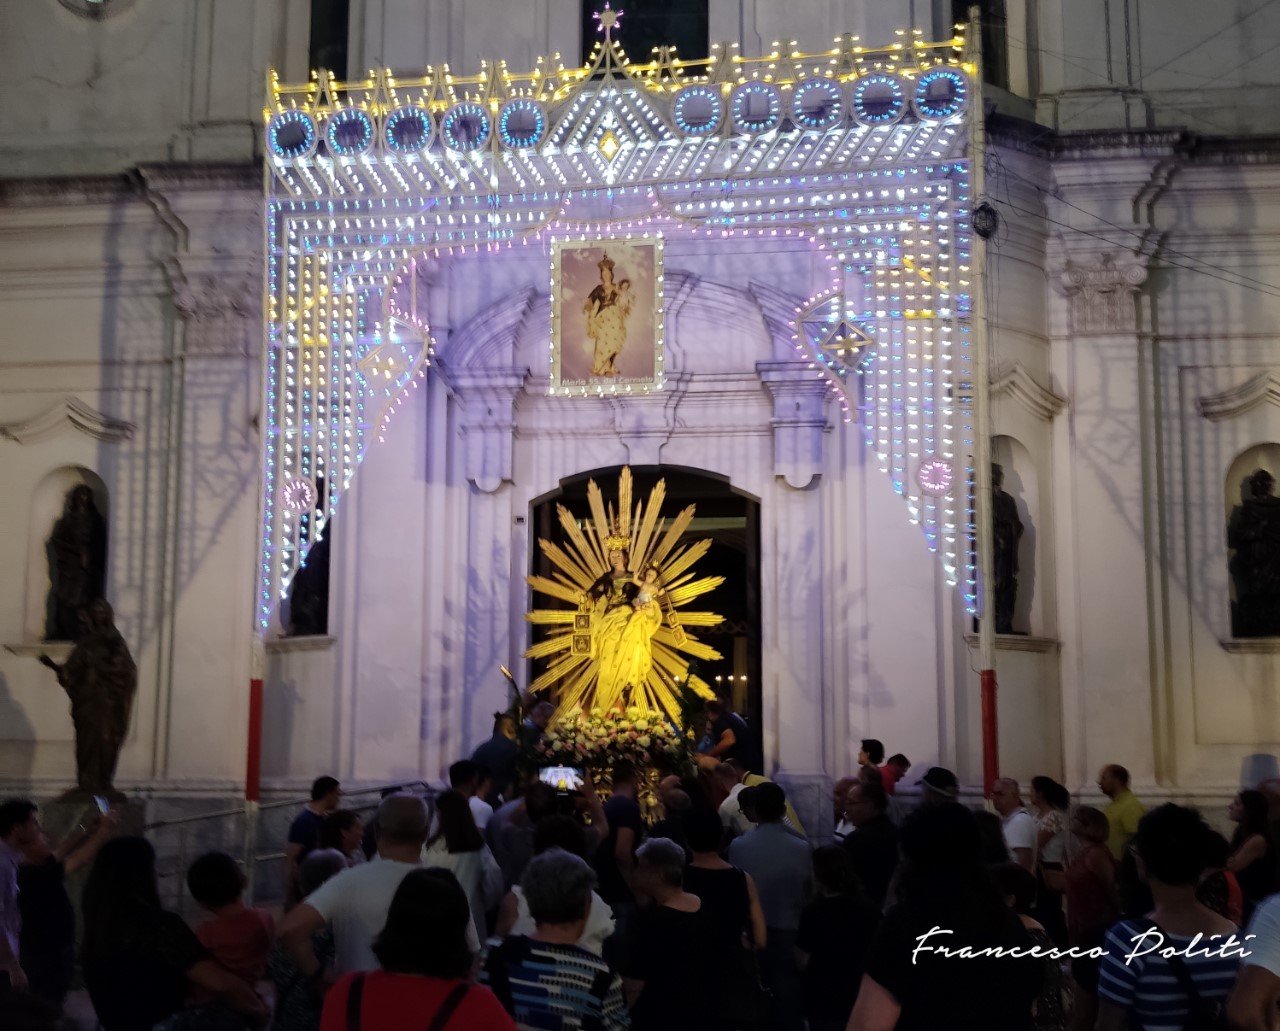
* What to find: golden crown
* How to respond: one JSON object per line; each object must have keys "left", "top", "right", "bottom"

{"left": 597, "top": 253, "right": 615, "bottom": 272}
{"left": 603, "top": 518, "right": 630, "bottom": 552}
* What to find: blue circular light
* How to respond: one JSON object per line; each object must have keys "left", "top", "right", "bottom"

{"left": 913, "top": 68, "right": 969, "bottom": 121}
{"left": 267, "top": 110, "right": 317, "bottom": 160}
{"left": 384, "top": 106, "right": 432, "bottom": 153}
{"left": 791, "top": 78, "right": 844, "bottom": 131}
{"left": 498, "top": 98, "right": 546, "bottom": 149}
{"left": 441, "top": 102, "right": 491, "bottom": 152}
{"left": 325, "top": 108, "right": 375, "bottom": 156}
{"left": 729, "top": 82, "right": 782, "bottom": 134}
{"left": 672, "top": 85, "right": 724, "bottom": 137}
{"left": 851, "top": 74, "right": 907, "bottom": 126}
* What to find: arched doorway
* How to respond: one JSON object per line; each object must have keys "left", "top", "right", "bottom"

{"left": 528, "top": 466, "right": 762, "bottom": 728}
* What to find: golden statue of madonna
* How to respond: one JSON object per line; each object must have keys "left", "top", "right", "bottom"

{"left": 524, "top": 468, "right": 724, "bottom": 723}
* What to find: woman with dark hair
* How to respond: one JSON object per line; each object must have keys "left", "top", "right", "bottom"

{"left": 682, "top": 808, "right": 766, "bottom": 1029}
{"left": 1064, "top": 807, "right": 1118, "bottom": 1031}
{"left": 81, "top": 837, "right": 267, "bottom": 1031}
{"left": 796, "top": 846, "right": 880, "bottom": 1031}
{"left": 992, "top": 863, "right": 1068, "bottom": 1031}
{"left": 320, "top": 809, "right": 365, "bottom": 866}
{"left": 320, "top": 868, "right": 513, "bottom": 1030}
{"left": 849, "top": 803, "right": 1042, "bottom": 1031}
{"left": 1030, "top": 775, "right": 1072, "bottom": 945}
{"left": 1228, "top": 788, "right": 1278, "bottom": 920}
{"left": 423, "top": 790, "right": 503, "bottom": 941}
{"left": 1096, "top": 804, "right": 1242, "bottom": 1031}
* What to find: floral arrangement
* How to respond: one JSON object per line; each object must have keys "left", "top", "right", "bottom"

{"left": 535, "top": 707, "right": 690, "bottom": 774}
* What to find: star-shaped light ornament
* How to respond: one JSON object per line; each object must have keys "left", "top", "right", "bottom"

{"left": 357, "top": 345, "right": 406, "bottom": 383}
{"left": 594, "top": 2, "right": 624, "bottom": 42}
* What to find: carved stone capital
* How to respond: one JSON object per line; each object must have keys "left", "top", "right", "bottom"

{"left": 164, "top": 259, "right": 260, "bottom": 355}
{"left": 447, "top": 366, "right": 528, "bottom": 493}
{"left": 1060, "top": 251, "right": 1148, "bottom": 335}
{"left": 757, "top": 361, "right": 831, "bottom": 489}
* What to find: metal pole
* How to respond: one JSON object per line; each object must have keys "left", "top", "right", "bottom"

{"left": 967, "top": 6, "right": 999, "bottom": 798}
{"left": 245, "top": 128, "right": 274, "bottom": 902}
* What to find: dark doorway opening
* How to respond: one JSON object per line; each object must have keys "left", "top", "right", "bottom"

{"left": 529, "top": 466, "right": 761, "bottom": 728}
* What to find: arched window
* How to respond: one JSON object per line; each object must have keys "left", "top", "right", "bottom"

{"left": 25, "top": 467, "right": 109, "bottom": 642}
{"left": 990, "top": 435, "right": 1038, "bottom": 635}
{"left": 952, "top": 0, "right": 1008, "bottom": 90}
{"left": 1226, "top": 443, "right": 1280, "bottom": 639}
{"left": 580, "top": 0, "right": 708, "bottom": 68}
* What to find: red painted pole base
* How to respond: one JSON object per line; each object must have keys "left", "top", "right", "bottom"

{"left": 246, "top": 677, "right": 263, "bottom": 803}
{"left": 980, "top": 668, "right": 998, "bottom": 798}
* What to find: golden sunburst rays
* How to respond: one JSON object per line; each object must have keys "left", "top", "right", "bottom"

{"left": 524, "top": 467, "right": 725, "bottom": 724}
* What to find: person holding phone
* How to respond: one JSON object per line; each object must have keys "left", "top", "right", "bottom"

{"left": 19, "top": 802, "right": 119, "bottom": 1008}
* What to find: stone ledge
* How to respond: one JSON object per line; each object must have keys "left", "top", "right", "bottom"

{"left": 265, "top": 635, "right": 336, "bottom": 654}
{"left": 963, "top": 633, "right": 1059, "bottom": 653}
{"left": 1221, "top": 638, "right": 1280, "bottom": 654}
{"left": 4, "top": 641, "right": 74, "bottom": 661}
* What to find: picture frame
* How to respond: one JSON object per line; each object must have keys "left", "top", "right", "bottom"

{"left": 550, "top": 235, "right": 664, "bottom": 395}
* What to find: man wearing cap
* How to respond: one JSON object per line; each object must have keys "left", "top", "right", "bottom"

{"left": 916, "top": 766, "right": 960, "bottom": 806}
{"left": 729, "top": 782, "right": 812, "bottom": 1031}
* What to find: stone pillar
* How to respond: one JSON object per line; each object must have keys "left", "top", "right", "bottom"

{"left": 758, "top": 361, "right": 832, "bottom": 831}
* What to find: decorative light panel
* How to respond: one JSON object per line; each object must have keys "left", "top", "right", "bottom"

{"left": 259, "top": 30, "right": 981, "bottom": 628}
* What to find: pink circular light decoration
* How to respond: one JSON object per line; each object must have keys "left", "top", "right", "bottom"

{"left": 917, "top": 457, "right": 953, "bottom": 497}
{"left": 282, "top": 477, "right": 317, "bottom": 512}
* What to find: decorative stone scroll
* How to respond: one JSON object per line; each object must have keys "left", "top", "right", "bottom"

{"left": 1061, "top": 252, "right": 1148, "bottom": 335}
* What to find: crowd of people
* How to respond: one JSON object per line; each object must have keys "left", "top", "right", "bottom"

{"left": 7, "top": 727, "right": 1280, "bottom": 1030}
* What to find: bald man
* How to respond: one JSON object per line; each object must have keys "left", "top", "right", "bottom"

{"left": 278, "top": 793, "right": 479, "bottom": 983}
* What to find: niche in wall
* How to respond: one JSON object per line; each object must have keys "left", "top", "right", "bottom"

{"left": 24, "top": 466, "right": 110, "bottom": 643}
{"left": 1226, "top": 442, "right": 1280, "bottom": 639}
{"left": 991, "top": 435, "right": 1039, "bottom": 636}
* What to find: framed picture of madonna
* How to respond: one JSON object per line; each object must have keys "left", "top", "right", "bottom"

{"left": 551, "top": 236, "right": 664, "bottom": 396}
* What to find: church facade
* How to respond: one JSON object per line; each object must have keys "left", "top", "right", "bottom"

{"left": 2, "top": 0, "right": 1279, "bottom": 834}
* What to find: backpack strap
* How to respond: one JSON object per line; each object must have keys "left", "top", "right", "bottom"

{"left": 346, "top": 973, "right": 366, "bottom": 1031}
{"left": 1144, "top": 920, "right": 1212, "bottom": 1017}
{"left": 426, "top": 983, "right": 471, "bottom": 1031}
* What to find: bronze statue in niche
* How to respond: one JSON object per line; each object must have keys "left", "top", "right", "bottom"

{"left": 46, "top": 484, "right": 107, "bottom": 641}
{"left": 991, "top": 463, "right": 1024, "bottom": 635}
{"left": 1229, "top": 468, "right": 1280, "bottom": 638}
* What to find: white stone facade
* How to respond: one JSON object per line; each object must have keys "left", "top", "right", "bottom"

{"left": 3, "top": 1, "right": 1280, "bottom": 833}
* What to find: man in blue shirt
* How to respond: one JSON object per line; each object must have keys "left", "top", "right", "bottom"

{"left": 728, "top": 782, "right": 812, "bottom": 1031}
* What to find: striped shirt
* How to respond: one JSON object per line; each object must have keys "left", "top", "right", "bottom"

{"left": 1097, "top": 918, "right": 1244, "bottom": 1031}
{"left": 481, "top": 935, "right": 629, "bottom": 1030}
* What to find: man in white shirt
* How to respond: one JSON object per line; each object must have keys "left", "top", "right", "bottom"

{"left": 991, "top": 777, "right": 1036, "bottom": 870}
{"left": 278, "top": 793, "right": 480, "bottom": 982}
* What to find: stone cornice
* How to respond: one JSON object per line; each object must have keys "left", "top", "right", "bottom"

{"left": 990, "top": 361, "right": 1068, "bottom": 421}
{"left": 0, "top": 161, "right": 259, "bottom": 208}
{"left": 0, "top": 396, "right": 135, "bottom": 444}
{"left": 1197, "top": 369, "right": 1280, "bottom": 422}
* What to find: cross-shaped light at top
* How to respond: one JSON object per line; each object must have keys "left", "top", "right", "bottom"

{"left": 594, "top": 2, "right": 623, "bottom": 42}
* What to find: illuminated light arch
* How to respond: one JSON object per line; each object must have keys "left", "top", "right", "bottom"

{"left": 259, "top": 32, "right": 980, "bottom": 627}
